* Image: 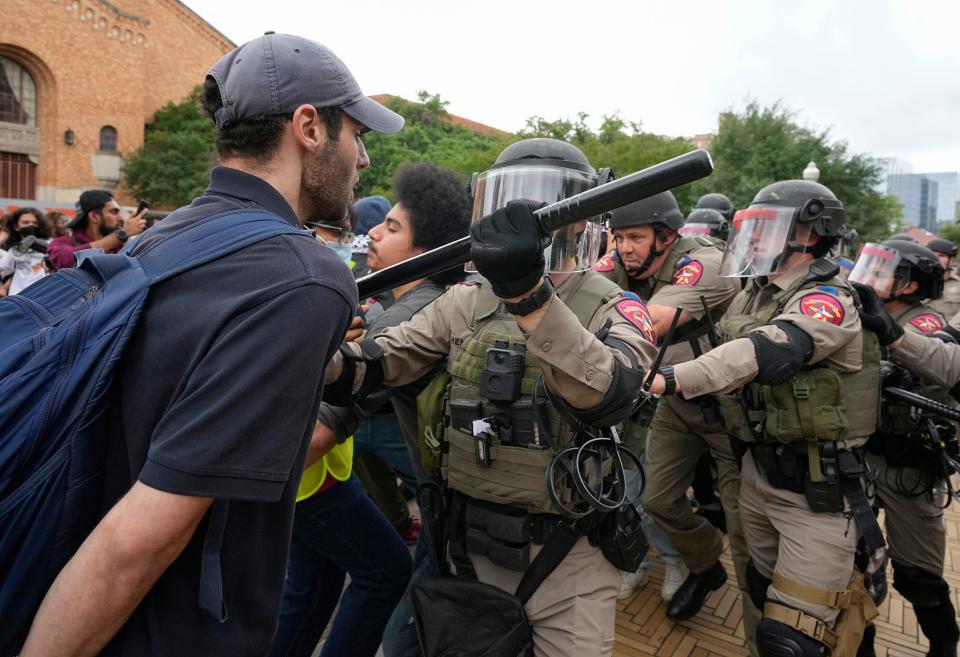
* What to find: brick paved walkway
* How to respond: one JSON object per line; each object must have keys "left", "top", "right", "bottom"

{"left": 614, "top": 507, "right": 960, "bottom": 657}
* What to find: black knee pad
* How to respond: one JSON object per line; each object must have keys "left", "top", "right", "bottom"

{"left": 747, "top": 560, "right": 772, "bottom": 610}
{"left": 891, "top": 560, "right": 950, "bottom": 608}
{"left": 757, "top": 619, "right": 826, "bottom": 657}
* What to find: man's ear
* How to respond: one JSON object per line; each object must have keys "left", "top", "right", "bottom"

{"left": 899, "top": 280, "right": 919, "bottom": 297}
{"left": 290, "top": 104, "right": 325, "bottom": 152}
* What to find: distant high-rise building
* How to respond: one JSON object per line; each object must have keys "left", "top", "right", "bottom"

{"left": 922, "top": 172, "right": 960, "bottom": 223}
{"left": 876, "top": 157, "right": 914, "bottom": 193}
{"left": 887, "top": 174, "right": 939, "bottom": 230}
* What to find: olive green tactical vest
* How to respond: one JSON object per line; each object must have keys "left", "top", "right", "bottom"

{"left": 880, "top": 304, "right": 957, "bottom": 435}
{"left": 716, "top": 269, "right": 881, "bottom": 480}
{"left": 442, "top": 273, "right": 623, "bottom": 514}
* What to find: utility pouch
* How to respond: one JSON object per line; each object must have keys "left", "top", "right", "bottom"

{"left": 750, "top": 443, "right": 806, "bottom": 494}
{"left": 464, "top": 528, "right": 530, "bottom": 571}
{"left": 466, "top": 499, "right": 531, "bottom": 544}
{"left": 764, "top": 368, "right": 847, "bottom": 444}
{"left": 507, "top": 398, "right": 548, "bottom": 449}
{"left": 804, "top": 442, "right": 844, "bottom": 514}
{"left": 449, "top": 398, "right": 483, "bottom": 433}
{"left": 418, "top": 371, "right": 452, "bottom": 469}
{"left": 592, "top": 503, "right": 649, "bottom": 572}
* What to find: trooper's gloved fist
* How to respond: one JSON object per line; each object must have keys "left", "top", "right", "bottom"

{"left": 470, "top": 200, "right": 549, "bottom": 299}
{"left": 879, "top": 359, "right": 913, "bottom": 389}
{"left": 852, "top": 283, "right": 904, "bottom": 347}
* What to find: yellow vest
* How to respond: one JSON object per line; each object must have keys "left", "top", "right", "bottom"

{"left": 296, "top": 437, "right": 354, "bottom": 502}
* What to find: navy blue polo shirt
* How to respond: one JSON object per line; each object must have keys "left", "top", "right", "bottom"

{"left": 100, "top": 167, "right": 357, "bottom": 656}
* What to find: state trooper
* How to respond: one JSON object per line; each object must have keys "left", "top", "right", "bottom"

{"left": 648, "top": 180, "right": 882, "bottom": 657}
{"left": 926, "top": 238, "right": 960, "bottom": 319}
{"left": 593, "top": 193, "right": 754, "bottom": 635}
{"left": 695, "top": 192, "right": 737, "bottom": 223}
{"left": 324, "top": 138, "right": 659, "bottom": 657}
{"left": 847, "top": 240, "right": 960, "bottom": 657}
{"left": 679, "top": 206, "right": 731, "bottom": 242}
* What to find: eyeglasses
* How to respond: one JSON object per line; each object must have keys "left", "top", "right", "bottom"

{"left": 306, "top": 222, "right": 355, "bottom": 245}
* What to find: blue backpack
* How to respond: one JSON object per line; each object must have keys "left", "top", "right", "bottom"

{"left": 0, "top": 209, "right": 308, "bottom": 655}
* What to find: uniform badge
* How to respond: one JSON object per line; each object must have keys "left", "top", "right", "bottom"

{"left": 672, "top": 260, "right": 703, "bottom": 286}
{"left": 615, "top": 298, "right": 657, "bottom": 344}
{"left": 799, "top": 293, "right": 845, "bottom": 325}
{"left": 593, "top": 253, "right": 616, "bottom": 273}
{"left": 910, "top": 313, "right": 943, "bottom": 334}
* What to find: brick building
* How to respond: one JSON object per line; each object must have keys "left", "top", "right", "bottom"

{"left": 0, "top": 0, "right": 233, "bottom": 209}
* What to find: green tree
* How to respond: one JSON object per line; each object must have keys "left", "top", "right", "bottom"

{"left": 123, "top": 86, "right": 217, "bottom": 209}
{"left": 691, "top": 102, "right": 901, "bottom": 244}
{"left": 357, "top": 91, "right": 514, "bottom": 199}
{"left": 938, "top": 221, "right": 960, "bottom": 245}
{"left": 518, "top": 112, "right": 696, "bottom": 208}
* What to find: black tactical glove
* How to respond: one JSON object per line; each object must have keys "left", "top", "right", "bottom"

{"left": 470, "top": 200, "right": 549, "bottom": 299}
{"left": 852, "top": 282, "right": 904, "bottom": 347}
{"left": 879, "top": 359, "right": 913, "bottom": 389}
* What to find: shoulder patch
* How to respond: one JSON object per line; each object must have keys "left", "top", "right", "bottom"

{"left": 675, "top": 255, "right": 692, "bottom": 268}
{"left": 799, "top": 293, "right": 845, "bottom": 325}
{"left": 593, "top": 253, "right": 617, "bottom": 273}
{"left": 816, "top": 285, "right": 840, "bottom": 296}
{"left": 672, "top": 260, "right": 704, "bottom": 286}
{"left": 615, "top": 298, "right": 657, "bottom": 344}
{"left": 622, "top": 290, "right": 642, "bottom": 302}
{"left": 910, "top": 313, "right": 944, "bottom": 334}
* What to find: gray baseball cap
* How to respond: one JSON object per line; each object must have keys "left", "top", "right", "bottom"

{"left": 207, "top": 32, "right": 404, "bottom": 134}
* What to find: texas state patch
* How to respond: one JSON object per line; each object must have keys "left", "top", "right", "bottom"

{"left": 910, "top": 313, "right": 944, "bottom": 334}
{"left": 615, "top": 298, "right": 657, "bottom": 344}
{"left": 672, "top": 260, "right": 703, "bottom": 286}
{"left": 799, "top": 293, "right": 845, "bottom": 325}
{"left": 593, "top": 253, "right": 617, "bottom": 272}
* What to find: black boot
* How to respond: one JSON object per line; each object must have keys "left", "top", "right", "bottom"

{"left": 914, "top": 601, "right": 959, "bottom": 657}
{"left": 666, "top": 561, "right": 727, "bottom": 620}
{"left": 856, "top": 622, "right": 877, "bottom": 657}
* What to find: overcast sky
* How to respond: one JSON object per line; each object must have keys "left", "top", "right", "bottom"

{"left": 185, "top": 0, "right": 960, "bottom": 173}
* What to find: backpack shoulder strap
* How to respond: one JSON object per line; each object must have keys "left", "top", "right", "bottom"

{"left": 133, "top": 209, "right": 307, "bottom": 284}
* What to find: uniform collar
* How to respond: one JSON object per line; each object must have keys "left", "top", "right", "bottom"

{"left": 205, "top": 166, "right": 301, "bottom": 227}
{"left": 770, "top": 259, "right": 815, "bottom": 291}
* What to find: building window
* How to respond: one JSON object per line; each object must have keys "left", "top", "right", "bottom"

{"left": 0, "top": 56, "right": 37, "bottom": 126}
{"left": 0, "top": 152, "right": 37, "bottom": 199}
{"left": 99, "top": 125, "right": 118, "bottom": 153}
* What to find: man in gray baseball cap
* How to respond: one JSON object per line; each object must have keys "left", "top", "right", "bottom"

{"left": 20, "top": 33, "right": 402, "bottom": 657}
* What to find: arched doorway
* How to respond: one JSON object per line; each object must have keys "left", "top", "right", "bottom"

{"left": 0, "top": 54, "right": 38, "bottom": 198}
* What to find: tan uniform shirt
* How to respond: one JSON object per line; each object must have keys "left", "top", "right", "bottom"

{"left": 353, "top": 271, "right": 658, "bottom": 410}
{"left": 672, "top": 260, "right": 863, "bottom": 398}
{"left": 594, "top": 238, "right": 739, "bottom": 365}
{"left": 893, "top": 330, "right": 960, "bottom": 390}
{"left": 929, "top": 273, "right": 960, "bottom": 319}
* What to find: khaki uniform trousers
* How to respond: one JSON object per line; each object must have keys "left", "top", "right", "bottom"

{"left": 867, "top": 453, "right": 947, "bottom": 575}
{"left": 470, "top": 535, "right": 620, "bottom": 657}
{"left": 641, "top": 394, "right": 760, "bottom": 655}
{"left": 740, "top": 450, "right": 859, "bottom": 627}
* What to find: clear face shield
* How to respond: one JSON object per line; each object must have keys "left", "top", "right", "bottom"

{"left": 470, "top": 163, "right": 602, "bottom": 273}
{"left": 719, "top": 206, "right": 811, "bottom": 277}
{"left": 848, "top": 243, "right": 902, "bottom": 298}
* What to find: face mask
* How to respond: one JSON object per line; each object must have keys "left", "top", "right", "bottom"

{"left": 19, "top": 226, "right": 37, "bottom": 237}
{"left": 325, "top": 242, "right": 353, "bottom": 265}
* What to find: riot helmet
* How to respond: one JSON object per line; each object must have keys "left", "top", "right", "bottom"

{"left": 695, "top": 192, "right": 736, "bottom": 222}
{"left": 470, "top": 138, "right": 608, "bottom": 273}
{"left": 607, "top": 191, "right": 684, "bottom": 278}
{"left": 848, "top": 239, "right": 944, "bottom": 302}
{"left": 926, "top": 237, "right": 957, "bottom": 274}
{"left": 719, "top": 180, "right": 846, "bottom": 278}
{"left": 680, "top": 207, "right": 730, "bottom": 241}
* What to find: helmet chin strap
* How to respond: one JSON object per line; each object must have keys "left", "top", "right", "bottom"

{"left": 623, "top": 225, "right": 673, "bottom": 278}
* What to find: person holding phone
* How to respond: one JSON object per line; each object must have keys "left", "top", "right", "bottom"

{"left": 47, "top": 190, "right": 149, "bottom": 270}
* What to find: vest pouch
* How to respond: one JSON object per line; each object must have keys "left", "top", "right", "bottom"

{"left": 418, "top": 371, "right": 453, "bottom": 470}
{"left": 763, "top": 368, "right": 847, "bottom": 444}
{"left": 445, "top": 426, "right": 558, "bottom": 514}
{"left": 717, "top": 393, "right": 757, "bottom": 443}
